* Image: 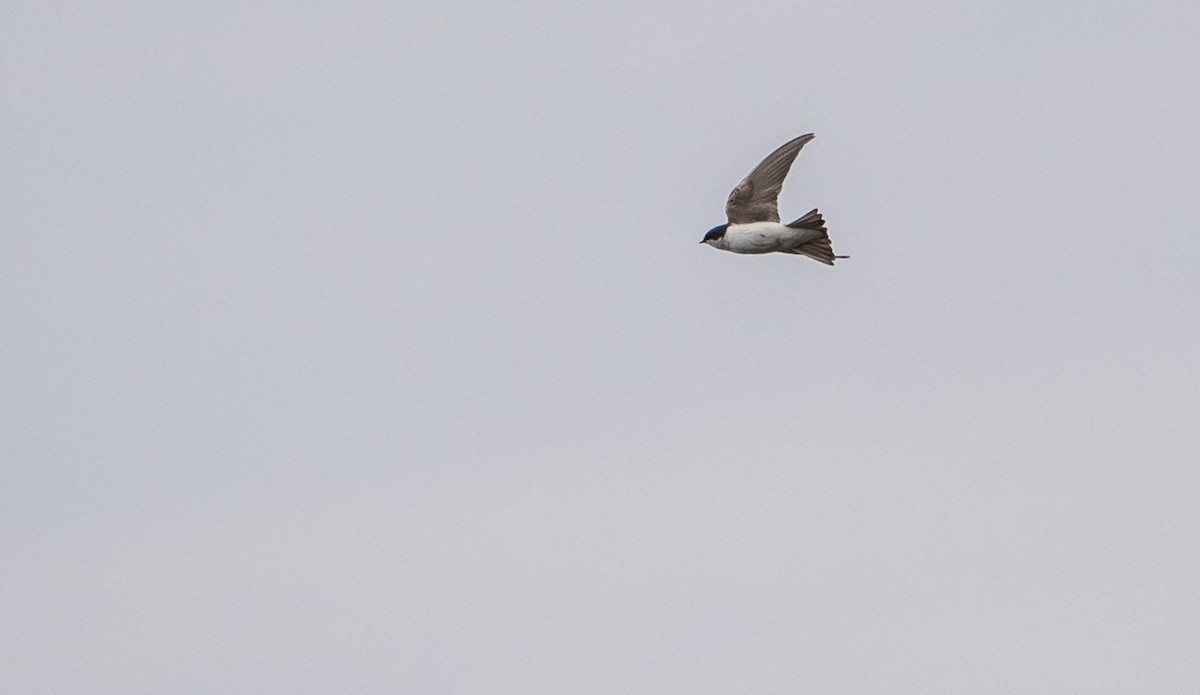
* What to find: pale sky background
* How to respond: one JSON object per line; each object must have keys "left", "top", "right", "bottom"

{"left": 3, "top": 2, "right": 1199, "bottom": 693}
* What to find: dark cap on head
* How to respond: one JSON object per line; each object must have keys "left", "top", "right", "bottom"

{"left": 701, "top": 224, "right": 728, "bottom": 243}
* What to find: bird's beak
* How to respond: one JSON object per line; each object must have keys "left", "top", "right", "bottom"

{"left": 698, "top": 239, "right": 706, "bottom": 244}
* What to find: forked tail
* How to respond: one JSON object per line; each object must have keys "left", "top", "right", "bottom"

{"left": 785, "top": 209, "right": 848, "bottom": 266}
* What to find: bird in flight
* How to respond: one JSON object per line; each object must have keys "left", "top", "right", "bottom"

{"left": 701, "top": 133, "right": 846, "bottom": 265}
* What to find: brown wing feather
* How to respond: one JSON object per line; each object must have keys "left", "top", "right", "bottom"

{"left": 725, "top": 134, "right": 815, "bottom": 225}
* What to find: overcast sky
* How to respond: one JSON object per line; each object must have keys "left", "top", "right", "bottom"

{"left": 3, "top": 2, "right": 1199, "bottom": 693}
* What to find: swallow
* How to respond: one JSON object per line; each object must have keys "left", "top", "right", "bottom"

{"left": 701, "top": 133, "right": 846, "bottom": 265}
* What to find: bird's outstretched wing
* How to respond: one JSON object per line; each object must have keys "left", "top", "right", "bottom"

{"left": 725, "top": 134, "right": 814, "bottom": 225}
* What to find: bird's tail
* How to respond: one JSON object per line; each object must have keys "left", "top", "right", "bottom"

{"left": 785, "top": 209, "right": 847, "bottom": 266}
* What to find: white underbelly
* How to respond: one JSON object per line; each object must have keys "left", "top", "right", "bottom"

{"left": 724, "top": 222, "right": 796, "bottom": 254}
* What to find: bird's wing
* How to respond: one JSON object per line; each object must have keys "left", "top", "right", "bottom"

{"left": 725, "top": 134, "right": 815, "bottom": 225}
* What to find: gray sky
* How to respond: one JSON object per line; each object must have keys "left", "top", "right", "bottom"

{"left": 3, "top": 2, "right": 1199, "bottom": 692}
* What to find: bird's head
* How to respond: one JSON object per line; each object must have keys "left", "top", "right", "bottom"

{"left": 700, "top": 224, "right": 728, "bottom": 246}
